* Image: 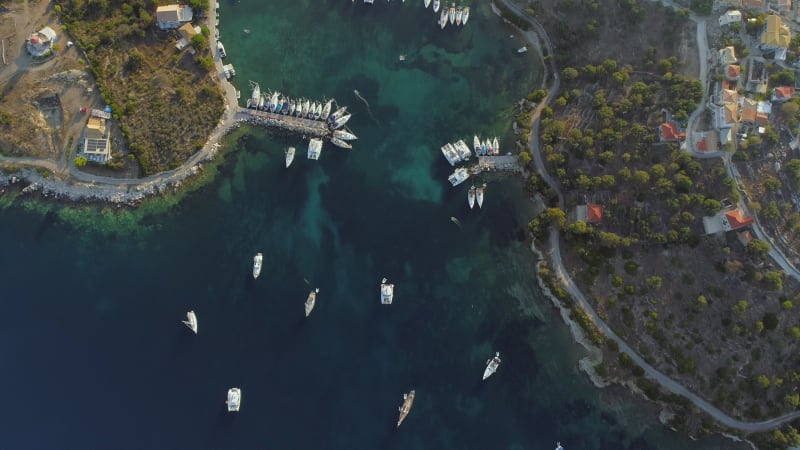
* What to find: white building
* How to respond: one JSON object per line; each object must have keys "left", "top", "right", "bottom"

{"left": 26, "top": 26, "right": 56, "bottom": 58}
{"left": 719, "top": 10, "right": 742, "bottom": 26}
{"left": 156, "top": 4, "right": 193, "bottom": 30}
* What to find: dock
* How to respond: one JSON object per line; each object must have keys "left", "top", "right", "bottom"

{"left": 240, "top": 108, "right": 331, "bottom": 139}
{"left": 470, "top": 155, "right": 521, "bottom": 174}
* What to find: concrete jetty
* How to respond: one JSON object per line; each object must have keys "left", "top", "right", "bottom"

{"left": 239, "top": 108, "right": 332, "bottom": 139}
{"left": 470, "top": 155, "right": 521, "bottom": 174}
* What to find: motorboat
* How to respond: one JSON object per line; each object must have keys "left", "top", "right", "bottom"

{"left": 476, "top": 184, "right": 485, "bottom": 208}
{"left": 248, "top": 83, "right": 260, "bottom": 109}
{"left": 330, "top": 137, "right": 352, "bottom": 149}
{"left": 396, "top": 390, "right": 415, "bottom": 428}
{"left": 462, "top": 6, "right": 470, "bottom": 24}
{"left": 517, "top": 46, "right": 528, "bottom": 54}
{"left": 424, "top": 0, "right": 431, "bottom": 7}
{"left": 321, "top": 100, "right": 333, "bottom": 120}
{"left": 223, "top": 64, "right": 235, "bottom": 79}
{"left": 305, "top": 288, "right": 319, "bottom": 317}
{"left": 473, "top": 135, "right": 481, "bottom": 154}
{"left": 380, "top": 278, "right": 394, "bottom": 305}
{"left": 182, "top": 310, "right": 198, "bottom": 334}
{"left": 483, "top": 352, "right": 501, "bottom": 380}
{"left": 307, "top": 138, "right": 323, "bottom": 160}
{"left": 217, "top": 41, "right": 226, "bottom": 58}
{"left": 334, "top": 129, "right": 358, "bottom": 141}
{"left": 455, "top": 7, "right": 462, "bottom": 26}
{"left": 468, "top": 185, "right": 476, "bottom": 209}
{"left": 449, "top": 4, "right": 456, "bottom": 24}
{"left": 285, "top": 147, "right": 295, "bottom": 168}
{"left": 493, "top": 137, "right": 500, "bottom": 154}
{"left": 282, "top": 99, "right": 290, "bottom": 114}
{"left": 433, "top": 0, "right": 440, "bottom": 12}
{"left": 440, "top": 8, "right": 448, "bottom": 29}
{"left": 226, "top": 388, "right": 241, "bottom": 412}
{"left": 331, "top": 113, "right": 352, "bottom": 129}
{"left": 448, "top": 167, "right": 470, "bottom": 186}
{"left": 253, "top": 253, "right": 263, "bottom": 279}
{"left": 555, "top": 443, "right": 563, "bottom": 450}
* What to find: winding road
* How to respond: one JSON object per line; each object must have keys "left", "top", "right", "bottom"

{"left": 497, "top": 0, "right": 800, "bottom": 432}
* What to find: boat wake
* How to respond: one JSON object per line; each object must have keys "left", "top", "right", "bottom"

{"left": 354, "top": 90, "right": 380, "bottom": 126}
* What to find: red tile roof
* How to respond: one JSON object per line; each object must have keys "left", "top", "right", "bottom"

{"left": 727, "top": 65, "right": 741, "bottom": 79}
{"left": 725, "top": 210, "right": 754, "bottom": 229}
{"left": 587, "top": 203, "right": 603, "bottom": 223}
{"left": 697, "top": 138, "right": 708, "bottom": 151}
{"left": 660, "top": 123, "right": 685, "bottom": 141}
{"left": 774, "top": 86, "right": 795, "bottom": 99}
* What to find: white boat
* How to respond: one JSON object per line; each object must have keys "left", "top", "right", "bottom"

{"left": 182, "top": 310, "right": 198, "bottom": 334}
{"left": 462, "top": 6, "right": 470, "bottom": 24}
{"left": 448, "top": 167, "right": 470, "bottom": 186}
{"left": 258, "top": 93, "right": 265, "bottom": 110}
{"left": 321, "top": 100, "right": 333, "bottom": 120}
{"left": 248, "top": 83, "right": 260, "bottom": 109}
{"left": 455, "top": 7, "right": 462, "bottom": 25}
{"left": 302, "top": 99, "right": 310, "bottom": 117}
{"left": 555, "top": 443, "right": 563, "bottom": 450}
{"left": 271, "top": 92, "right": 280, "bottom": 112}
{"left": 332, "top": 113, "right": 352, "bottom": 129}
{"left": 433, "top": 0, "right": 440, "bottom": 12}
{"left": 440, "top": 8, "right": 448, "bottom": 29}
{"left": 285, "top": 147, "right": 295, "bottom": 168}
{"left": 483, "top": 352, "right": 501, "bottom": 380}
{"left": 380, "top": 278, "right": 394, "bottom": 305}
{"left": 468, "top": 185, "right": 476, "bottom": 209}
{"left": 397, "top": 390, "right": 416, "bottom": 428}
{"left": 476, "top": 185, "right": 484, "bottom": 208}
{"left": 334, "top": 129, "right": 358, "bottom": 141}
{"left": 493, "top": 137, "right": 499, "bottom": 153}
{"left": 330, "top": 137, "right": 352, "bottom": 149}
{"left": 308, "top": 138, "right": 323, "bottom": 160}
{"left": 484, "top": 139, "right": 492, "bottom": 154}
{"left": 424, "top": 0, "right": 431, "bottom": 7}
{"left": 364, "top": 0, "right": 374, "bottom": 3}
{"left": 448, "top": 4, "right": 456, "bottom": 24}
{"left": 473, "top": 135, "right": 481, "bottom": 153}
{"left": 217, "top": 41, "right": 226, "bottom": 58}
{"left": 314, "top": 102, "right": 322, "bottom": 119}
{"left": 330, "top": 106, "right": 348, "bottom": 121}
{"left": 455, "top": 140, "right": 471, "bottom": 160}
{"left": 223, "top": 64, "right": 235, "bottom": 79}
{"left": 441, "top": 143, "right": 461, "bottom": 166}
{"left": 253, "top": 253, "right": 263, "bottom": 279}
{"left": 517, "top": 46, "right": 528, "bottom": 54}
{"left": 226, "top": 388, "right": 241, "bottom": 412}
{"left": 305, "top": 288, "right": 319, "bottom": 317}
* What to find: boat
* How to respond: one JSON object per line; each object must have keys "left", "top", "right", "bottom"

{"left": 492, "top": 137, "right": 500, "bottom": 154}
{"left": 441, "top": 143, "right": 460, "bottom": 166}
{"left": 449, "top": 3, "right": 456, "bottom": 24}
{"left": 226, "top": 388, "right": 241, "bottom": 412}
{"left": 321, "top": 100, "right": 333, "bottom": 120}
{"left": 433, "top": 0, "right": 440, "bottom": 12}
{"left": 243, "top": 28, "right": 251, "bottom": 34}
{"left": 282, "top": 99, "right": 290, "bottom": 114}
{"left": 424, "top": 0, "right": 431, "bottom": 7}
{"left": 483, "top": 352, "right": 501, "bottom": 380}
{"left": 484, "top": 139, "right": 492, "bottom": 154}
{"left": 257, "top": 93, "right": 265, "bottom": 110}
{"left": 182, "top": 310, "right": 198, "bottom": 334}
{"left": 331, "top": 113, "right": 352, "bottom": 129}
{"left": 448, "top": 167, "right": 470, "bottom": 186}
{"left": 455, "top": 140, "right": 471, "bottom": 160}
{"left": 330, "top": 137, "right": 353, "bottom": 149}
{"left": 288, "top": 99, "right": 295, "bottom": 116}
{"left": 223, "top": 64, "right": 235, "bottom": 79}
{"left": 397, "top": 390, "right": 416, "bottom": 428}
{"left": 380, "top": 277, "right": 394, "bottom": 305}
{"left": 305, "top": 288, "right": 319, "bottom": 317}
{"left": 330, "top": 106, "right": 348, "bottom": 121}
{"left": 334, "top": 129, "right": 358, "bottom": 141}
{"left": 462, "top": 6, "right": 470, "bottom": 24}
{"left": 307, "top": 138, "right": 323, "bottom": 160}
{"left": 468, "top": 185, "right": 476, "bottom": 209}
{"left": 285, "top": 147, "right": 296, "bottom": 168}
{"left": 274, "top": 98, "right": 283, "bottom": 113}
{"left": 517, "top": 46, "right": 528, "bottom": 54}
{"left": 302, "top": 99, "right": 310, "bottom": 117}
{"left": 253, "top": 253, "right": 263, "bottom": 279}
{"left": 364, "top": 0, "right": 374, "bottom": 3}
{"left": 248, "top": 83, "right": 261, "bottom": 109}
{"left": 271, "top": 92, "right": 280, "bottom": 112}
{"left": 473, "top": 135, "right": 481, "bottom": 153}
{"left": 451, "top": 216, "right": 462, "bottom": 227}
{"left": 217, "top": 40, "right": 226, "bottom": 58}
{"left": 314, "top": 102, "right": 322, "bottom": 120}
{"left": 455, "top": 7, "right": 462, "bottom": 26}
{"left": 440, "top": 8, "right": 448, "bottom": 29}
{"left": 476, "top": 184, "right": 484, "bottom": 208}
{"left": 555, "top": 443, "right": 563, "bottom": 450}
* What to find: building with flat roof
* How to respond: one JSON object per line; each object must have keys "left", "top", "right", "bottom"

{"left": 82, "top": 116, "right": 111, "bottom": 163}
{"left": 156, "top": 4, "right": 193, "bottom": 30}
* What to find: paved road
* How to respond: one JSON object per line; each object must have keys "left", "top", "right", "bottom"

{"left": 499, "top": 0, "right": 800, "bottom": 432}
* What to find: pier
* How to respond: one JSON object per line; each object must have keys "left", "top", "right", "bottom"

{"left": 470, "top": 155, "right": 521, "bottom": 174}
{"left": 239, "top": 108, "right": 332, "bottom": 139}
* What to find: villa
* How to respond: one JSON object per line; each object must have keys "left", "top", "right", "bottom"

{"left": 82, "top": 109, "right": 112, "bottom": 163}
{"left": 156, "top": 4, "right": 194, "bottom": 30}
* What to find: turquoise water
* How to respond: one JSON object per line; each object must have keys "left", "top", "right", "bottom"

{"left": 0, "top": 1, "right": 748, "bottom": 449}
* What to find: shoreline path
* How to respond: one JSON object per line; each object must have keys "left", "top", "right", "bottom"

{"left": 496, "top": 0, "right": 800, "bottom": 433}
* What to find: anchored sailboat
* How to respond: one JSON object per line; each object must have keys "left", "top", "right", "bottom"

{"left": 182, "top": 310, "right": 198, "bottom": 334}
{"left": 285, "top": 147, "right": 296, "bottom": 168}
{"left": 305, "top": 288, "right": 320, "bottom": 317}
{"left": 381, "top": 278, "right": 394, "bottom": 305}
{"left": 396, "top": 389, "right": 416, "bottom": 427}
{"left": 253, "top": 253, "right": 263, "bottom": 279}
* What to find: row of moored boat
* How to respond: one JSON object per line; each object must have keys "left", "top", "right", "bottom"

{"left": 437, "top": 3, "right": 470, "bottom": 29}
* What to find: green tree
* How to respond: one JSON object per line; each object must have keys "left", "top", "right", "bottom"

{"left": 765, "top": 271, "right": 783, "bottom": 291}
{"left": 645, "top": 276, "right": 662, "bottom": 290}
{"left": 191, "top": 34, "right": 208, "bottom": 51}
{"left": 518, "top": 151, "right": 532, "bottom": 166}
{"left": 747, "top": 239, "right": 771, "bottom": 260}
{"left": 562, "top": 67, "right": 579, "bottom": 80}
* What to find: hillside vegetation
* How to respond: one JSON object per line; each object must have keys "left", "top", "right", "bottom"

{"left": 56, "top": 0, "right": 223, "bottom": 175}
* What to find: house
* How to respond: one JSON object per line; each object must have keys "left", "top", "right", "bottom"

{"left": 722, "top": 209, "right": 755, "bottom": 231}
{"left": 757, "top": 100, "right": 772, "bottom": 125}
{"left": 760, "top": 15, "right": 791, "bottom": 51}
{"left": 82, "top": 111, "right": 111, "bottom": 163}
{"left": 719, "top": 88, "right": 739, "bottom": 105}
{"left": 156, "top": 4, "right": 193, "bottom": 30}
{"left": 26, "top": 26, "right": 56, "bottom": 57}
{"left": 718, "top": 46, "right": 737, "bottom": 66}
{"left": 712, "top": 103, "right": 738, "bottom": 130}
{"left": 659, "top": 122, "right": 685, "bottom": 142}
{"left": 740, "top": 97, "right": 758, "bottom": 123}
{"left": 740, "top": 99, "right": 770, "bottom": 126}
{"left": 719, "top": 10, "right": 743, "bottom": 26}
{"left": 175, "top": 23, "right": 202, "bottom": 51}
{"left": 575, "top": 203, "right": 603, "bottom": 224}
{"left": 727, "top": 64, "right": 741, "bottom": 81}
{"left": 772, "top": 85, "right": 796, "bottom": 101}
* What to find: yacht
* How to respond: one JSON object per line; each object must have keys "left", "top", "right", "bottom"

{"left": 448, "top": 4, "right": 456, "bottom": 24}
{"left": 253, "top": 253, "right": 263, "bottom": 279}
{"left": 307, "top": 138, "right": 323, "bottom": 160}
{"left": 473, "top": 135, "right": 481, "bottom": 154}
{"left": 455, "top": 7, "right": 463, "bottom": 25}
{"left": 468, "top": 185, "right": 476, "bottom": 209}
{"left": 330, "top": 137, "right": 353, "bottom": 149}
{"left": 396, "top": 390, "right": 416, "bottom": 428}
{"left": 285, "top": 147, "right": 295, "bottom": 168}
{"left": 441, "top": 143, "right": 461, "bottom": 166}
{"left": 217, "top": 40, "right": 226, "bottom": 58}
{"left": 433, "top": 0, "right": 440, "bottom": 12}
{"left": 440, "top": 8, "right": 448, "bottom": 29}
{"left": 380, "top": 278, "right": 394, "bottom": 305}
{"left": 424, "top": 0, "right": 431, "bottom": 7}
{"left": 493, "top": 137, "right": 500, "bottom": 153}
{"left": 448, "top": 167, "right": 470, "bottom": 186}
{"left": 226, "top": 388, "right": 241, "bottom": 412}
{"left": 331, "top": 113, "right": 352, "bottom": 129}
{"left": 483, "top": 352, "right": 501, "bottom": 380}
{"left": 182, "top": 310, "right": 198, "bottom": 334}
{"left": 334, "top": 129, "right": 358, "bottom": 141}
{"left": 305, "top": 288, "right": 319, "bottom": 317}
{"left": 248, "top": 83, "right": 260, "bottom": 109}
{"left": 321, "top": 100, "right": 333, "bottom": 120}
{"left": 476, "top": 184, "right": 485, "bottom": 208}
{"left": 455, "top": 140, "right": 471, "bottom": 160}
{"left": 462, "top": 6, "right": 470, "bottom": 24}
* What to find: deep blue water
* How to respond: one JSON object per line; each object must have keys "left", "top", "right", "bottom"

{"left": 0, "top": 1, "right": 747, "bottom": 449}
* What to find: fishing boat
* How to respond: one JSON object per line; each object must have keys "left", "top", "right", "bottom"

{"left": 217, "top": 40, "right": 226, "bottom": 58}
{"left": 321, "top": 100, "right": 333, "bottom": 120}
{"left": 307, "top": 138, "right": 323, "bottom": 160}
{"left": 424, "top": 0, "right": 431, "bottom": 7}
{"left": 226, "top": 388, "right": 241, "bottom": 412}
{"left": 483, "top": 352, "right": 501, "bottom": 380}
{"left": 380, "top": 278, "right": 394, "bottom": 305}
{"left": 331, "top": 113, "right": 352, "bottom": 129}
{"left": 334, "top": 129, "right": 358, "bottom": 141}
{"left": 455, "top": 6, "right": 462, "bottom": 25}
{"left": 492, "top": 137, "right": 500, "bottom": 154}
{"left": 433, "top": 0, "right": 440, "bottom": 12}
{"left": 253, "top": 253, "right": 263, "bottom": 279}
{"left": 248, "top": 83, "right": 260, "bottom": 109}
{"left": 468, "top": 185, "right": 476, "bottom": 209}
{"left": 473, "top": 135, "right": 481, "bottom": 154}
{"left": 476, "top": 184, "right": 485, "bottom": 208}
{"left": 330, "top": 137, "right": 353, "bottom": 149}
{"left": 285, "top": 147, "right": 296, "bottom": 168}
{"left": 448, "top": 3, "right": 456, "bottom": 24}
{"left": 448, "top": 167, "right": 470, "bottom": 186}
{"left": 440, "top": 8, "right": 448, "bottom": 29}
{"left": 397, "top": 390, "right": 416, "bottom": 427}
{"left": 305, "top": 288, "right": 320, "bottom": 317}
{"left": 182, "top": 310, "right": 198, "bottom": 334}
{"left": 462, "top": 6, "right": 470, "bottom": 24}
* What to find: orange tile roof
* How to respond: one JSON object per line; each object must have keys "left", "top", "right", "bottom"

{"left": 587, "top": 203, "right": 603, "bottom": 223}
{"left": 697, "top": 138, "right": 708, "bottom": 151}
{"left": 774, "top": 86, "right": 795, "bottom": 99}
{"left": 660, "top": 123, "right": 685, "bottom": 141}
{"left": 725, "top": 210, "right": 754, "bottom": 229}
{"left": 727, "top": 65, "right": 741, "bottom": 79}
